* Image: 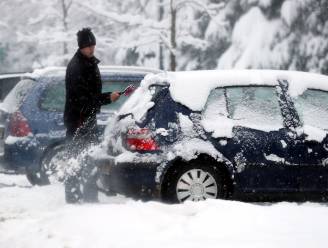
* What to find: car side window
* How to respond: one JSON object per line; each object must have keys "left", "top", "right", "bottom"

{"left": 40, "top": 83, "right": 65, "bottom": 112}
{"left": 226, "top": 86, "right": 283, "bottom": 128}
{"left": 202, "top": 88, "right": 228, "bottom": 119}
{"left": 101, "top": 81, "right": 138, "bottom": 112}
{"left": 294, "top": 89, "right": 328, "bottom": 130}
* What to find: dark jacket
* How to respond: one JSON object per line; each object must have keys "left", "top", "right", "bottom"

{"left": 64, "top": 50, "right": 111, "bottom": 135}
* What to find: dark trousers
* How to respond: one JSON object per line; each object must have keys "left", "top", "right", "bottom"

{"left": 64, "top": 117, "right": 100, "bottom": 203}
{"left": 65, "top": 117, "right": 99, "bottom": 153}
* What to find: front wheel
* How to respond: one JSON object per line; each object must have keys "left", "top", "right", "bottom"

{"left": 26, "top": 143, "right": 67, "bottom": 186}
{"left": 162, "top": 162, "right": 228, "bottom": 203}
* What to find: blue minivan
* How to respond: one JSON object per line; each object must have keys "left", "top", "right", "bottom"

{"left": 0, "top": 66, "right": 160, "bottom": 184}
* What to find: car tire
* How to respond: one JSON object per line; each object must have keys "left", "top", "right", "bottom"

{"left": 26, "top": 169, "right": 47, "bottom": 186}
{"left": 162, "top": 160, "right": 228, "bottom": 203}
{"left": 64, "top": 157, "right": 99, "bottom": 204}
{"left": 26, "top": 143, "right": 66, "bottom": 186}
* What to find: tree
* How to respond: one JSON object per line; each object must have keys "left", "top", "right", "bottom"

{"left": 60, "top": 0, "right": 73, "bottom": 64}
{"left": 77, "top": 0, "right": 225, "bottom": 71}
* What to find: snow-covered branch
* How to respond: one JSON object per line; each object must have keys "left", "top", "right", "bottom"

{"left": 177, "top": 35, "right": 208, "bottom": 50}
{"left": 175, "top": 0, "right": 226, "bottom": 18}
{"left": 76, "top": 1, "right": 168, "bottom": 30}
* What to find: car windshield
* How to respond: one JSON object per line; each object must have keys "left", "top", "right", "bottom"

{"left": 0, "top": 79, "right": 36, "bottom": 113}
{"left": 39, "top": 79, "right": 140, "bottom": 113}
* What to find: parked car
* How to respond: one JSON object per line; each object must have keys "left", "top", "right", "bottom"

{"left": 0, "top": 66, "right": 161, "bottom": 185}
{"left": 0, "top": 72, "right": 26, "bottom": 101}
{"left": 65, "top": 69, "right": 328, "bottom": 203}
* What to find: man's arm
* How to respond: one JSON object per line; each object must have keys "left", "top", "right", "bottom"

{"left": 98, "top": 91, "right": 120, "bottom": 105}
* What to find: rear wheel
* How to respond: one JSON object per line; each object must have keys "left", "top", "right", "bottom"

{"left": 162, "top": 161, "right": 228, "bottom": 203}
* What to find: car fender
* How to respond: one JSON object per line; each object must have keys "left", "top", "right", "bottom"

{"left": 156, "top": 151, "right": 235, "bottom": 188}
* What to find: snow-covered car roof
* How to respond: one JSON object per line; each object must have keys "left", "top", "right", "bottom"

{"left": 24, "top": 66, "right": 162, "bottom": 80}
{"left": 118, "top": 69, "right": 328, "bottom": 120}
{"left": 144, "top": 70, "right": 328, "bottom": 111}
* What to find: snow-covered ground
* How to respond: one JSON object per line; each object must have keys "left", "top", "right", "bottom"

{"left": 0, "top": 173, "right": 327, "bottom": 248}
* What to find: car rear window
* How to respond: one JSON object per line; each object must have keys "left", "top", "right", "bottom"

{"left": 294, "top": 89, "right": 328, "bottom": 130}
{"left": 0, "top": 79, "right": 35, "bottom": 113}
{"left": 0, "top": 76, "right": 22, "bottom": 100}
{"left": 40, "top": 82, "right": 66, "bottom": 112}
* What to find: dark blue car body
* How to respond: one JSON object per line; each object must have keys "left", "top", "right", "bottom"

{"left": 0, "top": 67, "right": 159, "bottom": 179}
{"left": 93, "top": 71, "right": 328, "bottom": 202}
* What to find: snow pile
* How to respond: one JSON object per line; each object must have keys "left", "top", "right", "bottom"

{"left": 24, "top": 66, "right": 66, "bottom": 79}
{"left": 169, "top": 138, "right": 224, "bottom": 162}
{"left": 1, "top": 173, "right": 328, "bottom": 248}
{"left": 302, "top": 125, "right": 327, "bottom": 143}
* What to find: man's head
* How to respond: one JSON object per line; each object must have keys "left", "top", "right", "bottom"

{"left": 77, "top": 28, "right": 96, "bottom": 58}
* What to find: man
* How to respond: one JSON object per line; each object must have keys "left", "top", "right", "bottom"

{"left": 64, "top": 27, "right": 120, "bottom": 142}
{"left": 63, "top": 28, "right": 120, "bottom": 203}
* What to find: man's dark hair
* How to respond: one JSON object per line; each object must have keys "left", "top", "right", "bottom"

{"left": 77, "top": 28, "right": 96, "bottom": 49}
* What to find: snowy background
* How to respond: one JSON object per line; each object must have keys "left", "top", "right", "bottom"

{"left": 0, "top": 0, "right": 328, "bottom": 73}
{"left": 1, "top": 1, "right": 328, "bottom": 247}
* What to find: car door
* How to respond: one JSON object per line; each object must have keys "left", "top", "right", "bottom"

{"left": 202, "top": 85, "right": 300, "bottom": 193}
{"left": 291, "top": 88, "right": 328, "bottom": 193}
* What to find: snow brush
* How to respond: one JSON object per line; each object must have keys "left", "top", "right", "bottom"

{"left": 119, "top": 85, "right": 136, "bottom": 96}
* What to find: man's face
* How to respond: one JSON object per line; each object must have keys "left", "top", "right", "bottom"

{"left": 80, "top": 45, "right": 95, "bottom": 58}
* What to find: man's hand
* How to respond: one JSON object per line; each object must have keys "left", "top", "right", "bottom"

{"left": 110, "top": 91, "right": 120, "bottom": 102}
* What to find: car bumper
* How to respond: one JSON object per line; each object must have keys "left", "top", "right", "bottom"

{"left": 2, "top": 135, "right": 65, "bottom": 171}
{"left": 95, "top": 157, "right": 161, "bottom": 199}
{"left": 3, "top": 141, "right": 41, "bottom": 170}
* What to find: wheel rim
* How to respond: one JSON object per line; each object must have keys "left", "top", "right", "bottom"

{"left": 176, "top": 168, "right": 218, "bottom": 202}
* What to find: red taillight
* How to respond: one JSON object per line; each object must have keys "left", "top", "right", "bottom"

{"left": 9, "top": 111, "right": 32, "bottom": 137}
{"left": 126, "top": 128, "right": 159, "bottom": 151}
